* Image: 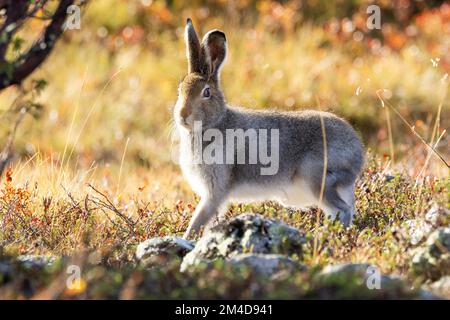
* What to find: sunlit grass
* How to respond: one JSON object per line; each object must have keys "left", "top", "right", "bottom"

{"left": 0, "top": 0, "right": 448, "bottom": 299}
{"left": 1, "top": 16, "right": 447, "bottom": 178}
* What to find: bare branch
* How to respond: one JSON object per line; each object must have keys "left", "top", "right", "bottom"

{"left": 0, "top": 0, "right": 75, "bottom": 90}
{"left": 0, "top": 0, "right": 30, "bottom": 59}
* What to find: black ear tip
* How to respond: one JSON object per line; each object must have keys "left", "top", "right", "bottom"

{"left": 215, "top": 30, "right": 226, "bottom": 39}
{"left": 186, "top": 18, "right": 192, "bottom": 25}
{"left": 206, "top": 30, "right": 227, "bottom": 42}
{"left": 217, "top": 31, "right": 226, "bottom": 43}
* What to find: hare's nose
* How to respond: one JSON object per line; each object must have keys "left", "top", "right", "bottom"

{"left": 180, "top": 107, "right": 191, "bottom": 123}
{"left": 180, "top": 106, "right": 193, "bottom": 125}
{"left": 179, "top": 113, "right": 191, "bottom": 127}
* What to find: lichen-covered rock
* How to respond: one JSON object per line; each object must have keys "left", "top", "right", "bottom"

{"left": 319, "top": 263, "right": 372, "bottom": 276}
{"left": 16, "top": 255, "right": 57, "bottom": 269}
{"left": 411, "top": 227, "right": 450, "bottom": 280}
{"left": 136, "top": 236, "right": 194, "bottom": 265}
{"left": 417, "top": 289, "right": 441, "bottom": 300}
{"left": 426, "top": 276, "right": 450, "bottom": 298}
{"left": 0, "top": 255, "right": 58, "bottom": 290}
{"left": 401, "top": 219, "right": 433, "bottom": 245}
{"left": 227, "top": 253, "right": 302, "bottom": 275}
{"left": 316, "top": 263, "right": 417, "bottom": 298}
{"left": 425, "top": 205, "right": 449, "bottom": 226}
{"left": 318, "top": 263, "right": 403, "bottom": 288}
{"left": 398, "top": 205, "right": 448, "bottom": 246}
{"left": 0, "top": 261, "right": 12, "bottom": 283}
{"left": 181, "top": 213, "right": 306, "bottom": 272}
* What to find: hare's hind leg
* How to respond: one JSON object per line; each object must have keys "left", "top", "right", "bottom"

{"left": 305, "top": 164, "right": 356, "bottom": 227}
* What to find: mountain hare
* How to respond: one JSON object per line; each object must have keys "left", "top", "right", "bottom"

{"left": 175, "top": 19, "right": 364, "bottom": 239}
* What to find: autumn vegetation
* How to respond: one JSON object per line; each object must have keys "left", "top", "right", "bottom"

{"left": 0, "top": 0, "right": 448, "bottom": 299}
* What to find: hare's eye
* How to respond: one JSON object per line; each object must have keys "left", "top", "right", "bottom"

{"left": 202, "top": 87, "right": 211, "bottom": 99}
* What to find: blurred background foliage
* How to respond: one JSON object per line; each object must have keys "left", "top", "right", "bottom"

{"left": 0, "top": 2, "right": 448, "bottom": 297}
{"left": 0, "top": 0, "right": 448, "bottom": 198}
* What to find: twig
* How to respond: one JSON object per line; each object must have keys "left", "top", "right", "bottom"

{"left": 376, "top": 89, "right": 449, "bottom": 168}
{"left": 87, "top": 184, "right": 136, "bottom": 231}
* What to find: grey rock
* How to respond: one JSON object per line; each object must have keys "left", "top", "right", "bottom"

{"left": 0, "top": 255, "right": 57, "bottom": 283}
{"left": 16, "top": 255, "right": 56, "bottom": 269}
{"left": 227, "top": 253, "right": 302, "bottom": 275}
{"left": 417, "top": 289, "right": 441, "bottom": 300}
{"left": 0, "top": 261, "right": 12, "bottom": 279}
{"left": 401, "top": 219, "right": 433, "bottom": 245}
{"left": 411, "top": 227, "right": 450, "bottom": 280}
{"left": 427, "top": 276, "right": 450, "bottom": 298}
{"left": 181, "top": 213, "right": 306, "bottom": 272}
{"left": 398, "top": 205, "right": 448, "bottom": 246}
{"left": 319, "top": 263, "right": 372, "bottom": 276}
{"left": 426, "top": 227, "right": 450, "bottom": 255}
{"left": 318, "top": 263, "right": 404, "bottom": 289}
{"left": 313, "top": 263, "right": 423, "bottom": 299}
{"left": 425, "top": 205, "right": 449, "bottom": 226}
{"left": 136, "top": 236, "right": 194, "bottom": 263}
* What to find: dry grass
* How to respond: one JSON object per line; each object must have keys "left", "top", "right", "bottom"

{"left": 0, "top": 0, "right": 448, "bottom": 299}
{"left": 0, "top": 155, "right": 447, "bottom": 271}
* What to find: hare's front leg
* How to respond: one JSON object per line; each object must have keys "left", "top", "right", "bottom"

{"left": 183, "top": 196, "right": 225, "bottom": 239}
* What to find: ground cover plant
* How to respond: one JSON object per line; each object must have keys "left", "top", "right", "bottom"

{"left": 0, "top": 0, "right": 448, "bottom": 299}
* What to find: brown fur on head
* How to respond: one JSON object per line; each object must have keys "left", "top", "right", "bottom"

{"left": 174, "top": 18, "right": 227, "bottom": 129}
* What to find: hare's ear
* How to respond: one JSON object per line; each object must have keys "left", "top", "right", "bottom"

{"left": 185, "top": 18, "right": 203, "bottom": 74}
{"left": 201, "top": 30, "right": 227, "bottom": 82}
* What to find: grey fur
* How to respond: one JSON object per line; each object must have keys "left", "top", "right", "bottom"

{"left": 175, "top": 20, "right": 364, "bottom": 238}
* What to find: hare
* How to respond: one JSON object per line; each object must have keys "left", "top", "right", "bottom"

{"left": 175, "top": 19, "right": 364, "bottom": 239}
